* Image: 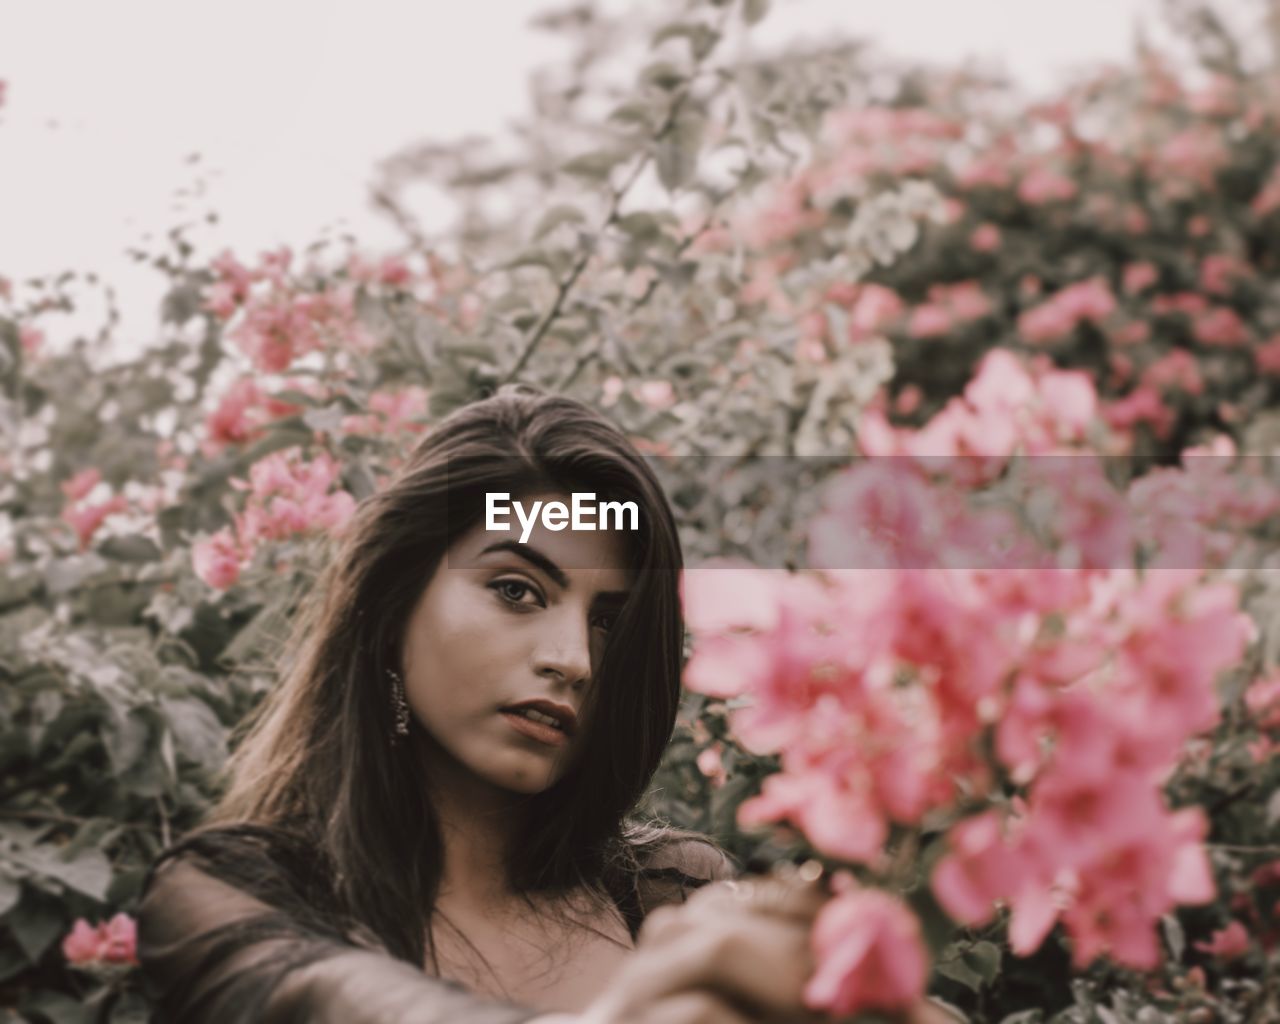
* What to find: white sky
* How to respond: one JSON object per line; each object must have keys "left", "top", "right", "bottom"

{"left": 1, "top": 0, "right": 1211, "bottom": 362}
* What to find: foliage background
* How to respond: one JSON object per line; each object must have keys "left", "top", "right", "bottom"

{"left": 1, "top": 0, "right": 1279, "bottom": 1020}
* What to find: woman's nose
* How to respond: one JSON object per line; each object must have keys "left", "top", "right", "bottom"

{"left": 533, "top": 611, "right": 592, "bottom": 692}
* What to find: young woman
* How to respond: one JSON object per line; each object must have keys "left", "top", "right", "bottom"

{"left": 134, "top": 386, "right": 939, "bottom": 1024}
{"left": 135, "top": 386, "right": 839, "bottom": 1024}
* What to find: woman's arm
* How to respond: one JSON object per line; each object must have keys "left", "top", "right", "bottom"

{"left": 136, "top": 854, "right": 539, "bottom": 1024}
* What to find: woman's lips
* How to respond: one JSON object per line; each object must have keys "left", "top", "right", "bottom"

{"left": 501, "top": 710, "right": 570, "bottom": 747}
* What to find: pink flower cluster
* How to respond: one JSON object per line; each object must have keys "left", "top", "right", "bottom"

{"left": 805, "top": 877, "right": 927, "bottom": 1014}
{"left": 680, "top": 352, "right": 1272, "bottom": 1008}
{"left": 906, "top": 281, "right": 993, "bottom": 339}
{"left": 59, "top": 468, "right": 131, "bottom": 550}
{"left": 1018, "top": 165, "right": 1079, "bottom": 205}
{"left": 1252, "top": 163, "right": 1280, "bottom": 218}
{"left": 339, "top": 385, "right": 431, "bottom": 436}
{"left": 62, "top": 913, "right": 138, "bottom": 968}
{"left": 192, "top": 447, "right": 356, "bottom": 590}
{"left": 1245, "top": 669, "right": 1280, "bottom": 763}
{"left": 683, "top": 557, "right": 1251, "bottom": 998}
{"left": 202, "top": 377, "right": 312, "bottom": 454}
{"left": 1017, "top": 277, "right": 1118, "bottom": 345}
{"left": 1149, "top": 127, "right": 1229, "bottom": 199}
{"left": 203, "top": 248, "right": 376, "bottom": 372}
{"left": 858, "top": 349, "right": 1096, "bottom": 476}
{"left": 230, "top": 284, "right": 373, "bottom": 373}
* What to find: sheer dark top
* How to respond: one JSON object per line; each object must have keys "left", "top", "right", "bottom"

{"left": 133, "top": 825, "right": 736, "bottom": 1024}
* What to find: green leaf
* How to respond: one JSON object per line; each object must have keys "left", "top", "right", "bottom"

{"left": 652, "top": 22, "right": 721, "bottom": 61}
{"left": 99, "top": 534, "right": 162, "bottom": 563}
{"left": 43, "top": 555, "right": 108, "bottom": 597}
{"left": 966, "top": 940, "right": 1001, "bottom": 984}
{"left": 0, "top": 872, "right": 20, "bottom": 916}
{"left": 533, "top": 205, "right": 588, "bottom": 239}
{"left": 158, "top": 696, "right": 227, "bottom": 773}
{"left": 641, "top": 61, "right": 686, "bottom": 92}
{"left": 20, "top": 989, "right": 98, "bottom": 1024}
{"left": 607, "top": 101, "right": 658, "bottom": 128}
{"left": 102, "top": 705, "right": 150, "bottom": 777}
{"left": 45, "top": 847, "right": 114, "bottom": 902}
{"left": 655, "top": 111, "right": 705, "bottom": 192}
{"left": 302, "top": 403, "right": 347, "bottom": 434}
{"left": 935, "top": 939, "right": 1001, "bottom": 992}
{"left": 563, "top": 149, "right": 628, "bottom": 181}
{"left": 935, "top": 953, "right": 984, "bottom": 992}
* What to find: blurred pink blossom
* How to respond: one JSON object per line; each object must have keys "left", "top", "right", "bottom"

{"left": 62, "top": 913, "right": 139, "bottom": 967}
{"left": 1193, "top": 920, "right": 1250, "bottom": 961}
{"left": 805, "top": 882, "right": 928, "bottom": 1015}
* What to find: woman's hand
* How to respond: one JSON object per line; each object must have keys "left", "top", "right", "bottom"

{"left": 531, "top": 864, "right": 965, "bottom": 1024}
{"left": 533, "top": 863, "right": 824, "bottom": 1024}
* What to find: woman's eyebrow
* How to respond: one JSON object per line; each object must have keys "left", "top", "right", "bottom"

{"left": 478, "top": 540, "right": 569, "bottom": 588}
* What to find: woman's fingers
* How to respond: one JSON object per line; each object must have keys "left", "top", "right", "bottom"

{"left": 601, "top": 868, "right": 831, "bottom": 1024}
{"left": 906, "top": 999, "right": 968, "bottom": 1024}
{"left": 633, "top": 990, "right": 756, "bottom": 1024}
{"left": 632, "top": 909, "right": 817, "bottom": 1018}
{"left": 638, "top": 871, "right": 826, "bottom": 949}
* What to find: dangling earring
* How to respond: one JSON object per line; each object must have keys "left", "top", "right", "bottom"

{"left": 387, "top": 668, "right": 411, "bottom": 743}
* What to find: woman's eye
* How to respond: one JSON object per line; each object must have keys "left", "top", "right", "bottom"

{"left": 492, "top": 579, "right": 541, "bottom": 606}
{"left": 591, "top": 612, "right": 617, "bottom": 632}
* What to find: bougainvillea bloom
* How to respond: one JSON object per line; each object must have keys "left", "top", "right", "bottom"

{"left": 62, "top": 914, "right": 139, "bottom": 967}
{"left": 804, "top": 882, "right": 928, "bottom": 1015}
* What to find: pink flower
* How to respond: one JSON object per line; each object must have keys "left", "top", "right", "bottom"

{"left": 1018, "top": 166, "right": 1078, "bottom": 204}
{"left": 1255, "top": 335, "right": 1280, "bottom": 376}
{"left": 969, "top": 223, "right": 1002, "bottom": 252}
{"left": 1153, "top": 128, "right": 1227, "bottom": 194}
{"left": 1142, "top": 350, "right": 1204, "bottom": 396}
{"left": 1252, "top": 164, "right": 1280, "bottom": 217}
{"left": 204, "top": 378, "right": 303, "bottom": 450}
{"left": 99, "top": 913, "right": 139, "bottom": 964}
{"left": 18, "top": 324, "right": 43, "bottom": 357}
{"left": 1018, "top": 278, "right": 1116, "bottom": 344}
{"left": 739, "top": 771, "right": 889, "bottom": 864}
{"left": 62, "top": 913, "right": 139, "bottom": 967}
{"left": 600, "top": 375, "right": 623, "bottom": 408}
{"left": 61, "top": 468, "right": 102, "bottom": 503}
{"left": 193, "top": 528, "right": 244, "bottom": 590}
{"left": 908, "top": 304, "right": 952, "bottom": 339}
{"left": 1194, "top": 920, "right": 1250, "bottom": 961}
{"left": 636, "top": 380, "right": 675, "bottom": 410}
{"left": 62, "top": 920, "right": 102, "bottom": 965}
{"left": 62, "top": 495, "right": 130, "bottom": 550}
{"left": 225, "top": 448, "right": 357, "bottom": 554}
{"left": 805, "top": 883, "right": 928, "bottom": 1016}
{"left": 1199, "top": 254, "right": 1251, "bottom": 296}
{"left": 1192, "top": 307, "right": 1250, "bottom": 347}
{"left": 1104, "top": 386, "right": 1175, "bottom": 440}
{"left": 1111, "top": 321, "right": 1151, "bottom": 346}
{"left": 1245, "top": 671, "right": 1280, "bottom": 730}
{"left": 842, "top": 284, "right": 905, "bottom": 342}
{"left": 1122, "top": 262, "right": 1158, "bottom": 295}
{"left": 932, "top": 811, "right": 1023, "bottom": 926}
{"left": 956, "top": 154, "right": 1013, "bottom": 190}
{"left": 695, "top": 745, "right": 726, "bottom": 787}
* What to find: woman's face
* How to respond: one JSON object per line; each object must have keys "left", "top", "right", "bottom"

{"left": 399, "top": 490, "right": 633, "bottom": 797}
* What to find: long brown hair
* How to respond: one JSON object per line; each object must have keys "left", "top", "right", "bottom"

{"left": 175, "top": 384, "right": 697, "bottom": 971}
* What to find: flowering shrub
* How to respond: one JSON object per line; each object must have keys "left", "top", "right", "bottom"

{"left": 1, "top": 2, "right": 1278, "bottom": 1021}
